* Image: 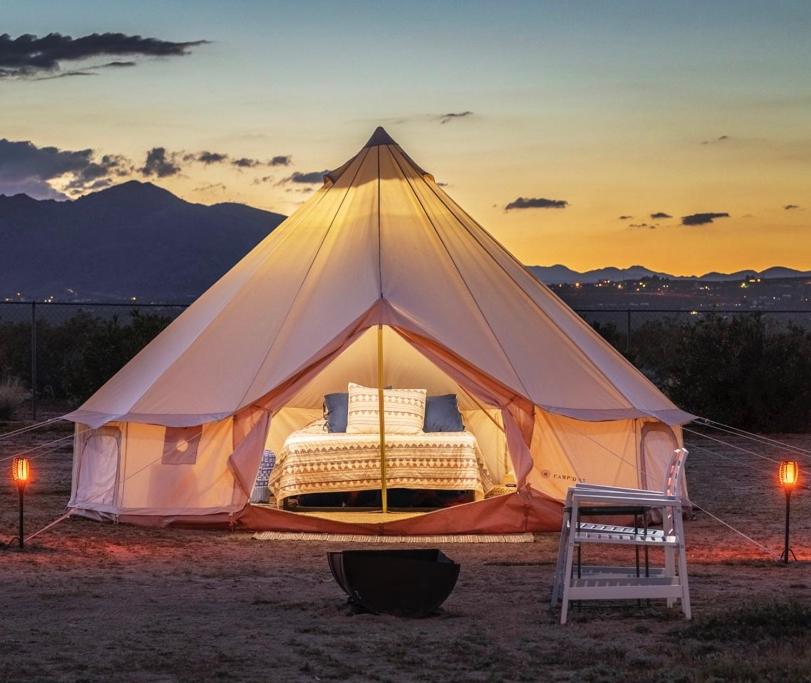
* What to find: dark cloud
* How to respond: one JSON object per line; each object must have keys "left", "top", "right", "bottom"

{"left": 618, "top": 215, "right": 633, "bottom": 220}
{"left": 701, "top": 135, "right": 730, "bottom": 145}
{"left": 232, "top": 157, "right": 260, "bottom": 168}
{"left": 784, "top": 204, "right": 799, "bottom": 210}
{"left": 0, "top": 32, "right": 207, "bottom": 79}
{"left": 269, "top": 155, "right": 292, "bottom": 167}
{"left": 629, "top": 223, "right": 657, "bottom": 230}
{"left": 437, "top": 181, "right": 449, "bottom": 187}
{"left": 193, "top": 182, "right": 226, "bottom": 193}
{"left": 195, "top": 151, "right": 228, "bottom": 165}
{"left": 650, "top": 211, "right": 672, "bottom": 219}
{"left": 253, "top": 175, "right": 274, "bottom": 185}
{"left": 439, "top": 111, "right": 473, "bottom": 124}
{"left": 681, "top": 212, "right": 730, "bottom": 226}
{"left": 280, "top": 170, "right": 329, "bottom": 184}
{"left": 141, "top": 147, "right": 181, "bottom": 178}
{"left": 0, "top": 138, "right": 132, "bottom": 198}
{"left": 505, "top": 196, "right": 568, "bottom": 211}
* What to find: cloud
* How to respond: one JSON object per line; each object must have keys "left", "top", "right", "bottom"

{"left": 141, "top": 147, "right": 181, "bottom": 177}
{"left": 0, "top": 138, "right": 133, "bottom": 198}
{"left": 193, "top": 182, "right": 226, "bottom": 193}
{"left": 195, "top": 151, "right": 228, "bottom": 165}
{"left": 439, "top": 111, "right": 473, "bottom": 124}
{"left": 784, "top": 204, "right": 799, "bottom": 210}
{"left": 0, "top": 32, "right": 207, "bottom": 79}
{"left": 681, "top": 212, "right": 730, "bottom": 226}
{"left": 629, "top": 223, "right": 657, "bottom": 230}
{"left": 650, "top": 211, "right": 672, "bottom": 219}
{"left": 505, "top": 196, "right": 568, "bottom": 211}
{"left": 280, "top": 170, "right": 329, "bottom": 184}
{"left": 701, "top": 135, "right": 730, "bottom": 145}
{"left": 180, "top": 151, "right": 291, "bottom": 169}
{"left": 618, "top": 215, "right": 633, "bottom": 220}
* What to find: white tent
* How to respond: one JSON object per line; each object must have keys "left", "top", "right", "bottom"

{"left": 66, "top": 127, "right": 692, "bottom": 534}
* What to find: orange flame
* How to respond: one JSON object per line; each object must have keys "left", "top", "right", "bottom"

{"left": 779, "top": 460, "right": 799, "bottom": 488}
{"left": 11, "top": 456, "right": 30, "bottom": 484}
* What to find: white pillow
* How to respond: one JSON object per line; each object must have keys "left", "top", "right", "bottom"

{"left": 346, "top": 382, "right": 427, "bottom": 435}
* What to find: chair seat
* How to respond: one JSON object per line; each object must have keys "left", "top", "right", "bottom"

{"left": 573, "top": 530, "right": 679, "bottom": 546}
{"left": 575, "top": 522, "right": 665, "bottom": 537}
{"left": 567, "top": 575, "right": 684, "bottom": 601}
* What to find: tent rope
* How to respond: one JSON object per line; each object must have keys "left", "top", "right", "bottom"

{"left": 682, "top": 427, "right": 781, "bottom": 464}
{"left": 23, "top": 512, "right": 72, "bottom": 544}
{"left": 689, "top": 501, "right": 776, "bottom": 557}
{"left": 695, "top": 417, "right": 811, "bottom": 459}
{"left": 0, "top": 416, "right": 66, "bottom": 442}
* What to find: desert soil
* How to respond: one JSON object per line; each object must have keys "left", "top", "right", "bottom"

{"left": 1, "top": 416, "right": 809, "bottom": 682}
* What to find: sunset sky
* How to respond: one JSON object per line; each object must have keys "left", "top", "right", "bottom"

{"left": 1, "top": 0, "right": 809, "bottom": 274}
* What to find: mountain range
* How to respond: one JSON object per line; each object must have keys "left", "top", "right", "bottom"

{"left": 0, "top": 181, "right": 285, "bottom": 302}
{"left": 528, "top": 264, "right": 811, "bottom": 285}
{"left": 0, "top": 181, "right": 807, "bottom": 302}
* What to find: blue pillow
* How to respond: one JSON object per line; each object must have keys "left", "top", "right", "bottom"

{"left": 323, "top": 393, "right": 348, "bottom": 432}
{"left": 424, "top": 394, "right": 464, "bottom": 432}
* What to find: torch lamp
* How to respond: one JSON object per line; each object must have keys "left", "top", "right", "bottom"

{"left": 11, "top": 456, "right": 30, "bottom": 549}
{"left": 778, "top": 460, "right": 799, "bottom": 564}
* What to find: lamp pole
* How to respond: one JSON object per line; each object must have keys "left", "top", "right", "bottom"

{"left": 12, "top": 456, "right": 30, "bottom": 549}
{"left": 18, "top": 481, "right": 26, "bottom": 549}
{"left": 778, "top": 460, "right": 799, "bottom": 564}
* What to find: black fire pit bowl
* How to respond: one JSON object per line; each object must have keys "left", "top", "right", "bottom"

{"left": 327, "top": 548, "right": 460, "bottom": 617}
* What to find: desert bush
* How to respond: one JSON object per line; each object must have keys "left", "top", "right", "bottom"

{"left": 594, "top": 314, "right": 811, "bottom": 432}
{"left": 0, "top": 377, "right": 31, "bottom": 420}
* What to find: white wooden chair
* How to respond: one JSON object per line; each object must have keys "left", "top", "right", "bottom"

{"left": 552, "top": 448, "right": 690, "bottom": 624}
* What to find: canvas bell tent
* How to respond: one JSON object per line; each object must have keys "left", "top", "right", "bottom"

{"left": 66, "top": 127, "right": 693, "bottom": 534}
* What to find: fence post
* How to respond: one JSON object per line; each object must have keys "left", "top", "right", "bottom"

{"left": 30, "top": 301, "right": 37, "bottom": 421}
{"left": 626, "top": 309, "right": 632, "bottom": 353}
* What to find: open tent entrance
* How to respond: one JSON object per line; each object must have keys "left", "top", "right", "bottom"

{"left": 260, "top": 324, "right": 515, "bottom": 520}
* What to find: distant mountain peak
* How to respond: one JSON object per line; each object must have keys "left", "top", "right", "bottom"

{"left": 0, "top": 182, "right": 287, "bottom": 302}
{"left": 529, "top": 264, "right": 811, "bottom": 284}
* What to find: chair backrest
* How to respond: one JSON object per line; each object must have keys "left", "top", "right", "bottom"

{"left": 664, "top": 448, "right": 688, "bottom": 498}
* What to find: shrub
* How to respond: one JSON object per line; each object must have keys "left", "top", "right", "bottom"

{"left": 0, "top": 377, "right": 31, "bottom": 420}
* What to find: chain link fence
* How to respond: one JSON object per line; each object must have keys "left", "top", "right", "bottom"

{"left": 1, "top": 302, "right": 810, "bottom": 423}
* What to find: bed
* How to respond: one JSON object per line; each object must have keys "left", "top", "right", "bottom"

{"left": 269, "top": 422, "right": 494, "bottom": 508}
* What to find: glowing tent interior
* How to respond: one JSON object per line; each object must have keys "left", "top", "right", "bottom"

{"left": 65, "top": 127, "right": 693, "bottom": 534}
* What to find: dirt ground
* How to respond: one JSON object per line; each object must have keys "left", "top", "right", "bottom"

{"left": 1, "top": 417, "right": 809, "bottom": 682}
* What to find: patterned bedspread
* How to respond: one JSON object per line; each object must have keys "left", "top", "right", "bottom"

{"left": 269, "top": 427, "right": 494, "bottom": 505}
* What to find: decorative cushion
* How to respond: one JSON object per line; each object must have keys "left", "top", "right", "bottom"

{"left": 423, "top": 394, "right": 464, "bottom": 432}
{"left": 346, "top": 383, "right": 427, "bottom": 435}
{"left": 323, "top": 393, "right": 348, "bottom": 432}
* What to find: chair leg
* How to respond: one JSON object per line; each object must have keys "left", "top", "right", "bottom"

{"left": 664, "top": 546, "right": 676, "bottom": 607}
{"left": 551, "top": 509, "right": 570, "bottom": 606}
{"left": 675, "top": 515, "right": 691, "bottom": 619}
{"left": 560, "top": 520, "right": 577, "bottom": 624}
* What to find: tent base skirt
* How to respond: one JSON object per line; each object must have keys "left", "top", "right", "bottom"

{"left": 238, "top": 491, "right": 562, "bottom": 535}
{"left": 68, "top": 491, "right": 563, "bottom": 534}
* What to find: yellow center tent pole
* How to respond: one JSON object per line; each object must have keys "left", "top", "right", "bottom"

{"left": 377, "top": 324, "right": 388, "bottom": 513}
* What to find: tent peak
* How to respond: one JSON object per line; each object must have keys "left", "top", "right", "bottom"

{"left": 364, "top": 126, "right": 397, "bottom": 148}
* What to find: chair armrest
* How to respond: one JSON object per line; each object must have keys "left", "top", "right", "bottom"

{"left": 571, "top": 491, "right": 680, "bottom": 507}
{"left": 574, "top": 483, "right": 662, "bottom": 496}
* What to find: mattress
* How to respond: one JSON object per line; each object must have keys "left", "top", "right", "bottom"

{"left": 269, "top": 427, "right": 494, "bottom": 505}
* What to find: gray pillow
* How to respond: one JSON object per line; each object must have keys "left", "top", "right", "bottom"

{"left": 423, "top": 394, "right": 464, "bottom": 432}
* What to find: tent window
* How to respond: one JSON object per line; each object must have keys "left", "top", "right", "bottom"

{"left": 162, "top": 426, "right": 202, "bottom": 465}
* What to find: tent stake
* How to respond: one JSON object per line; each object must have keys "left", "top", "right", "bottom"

{"left": 377, "top": 324, "right": 388, "bottom": 513}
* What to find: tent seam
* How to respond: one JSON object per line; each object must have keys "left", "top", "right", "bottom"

{"left": 232, "top": 147, "right": 373, "bottom": 412}
{"left": 387, "top": 145, "right": 534, "bottom": 400}
{"left": 414, "top": 167, "right": 644, "bottom": 411}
